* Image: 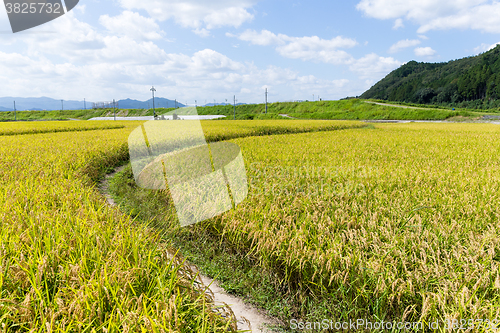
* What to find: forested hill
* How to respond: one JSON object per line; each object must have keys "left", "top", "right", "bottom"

{"left": 360, "top": 45, "right": 500, "bottom": 108}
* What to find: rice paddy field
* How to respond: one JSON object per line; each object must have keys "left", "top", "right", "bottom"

{"left": 222, "top": 123, "right": 500, "bottom": 327}
{"left": 2, "top": 118, "right": 500, "bottom": 332}
{"left": 0, "top": 119, "right": 364, "bottom": 332}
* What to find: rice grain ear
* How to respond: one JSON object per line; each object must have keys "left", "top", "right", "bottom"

{"left": 0, "top": 122, "right": 242, "bottom": 331}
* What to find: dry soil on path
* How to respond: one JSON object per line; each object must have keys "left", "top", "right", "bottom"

{"left": 99, "top": 166, "right": 279, "bottom": 333}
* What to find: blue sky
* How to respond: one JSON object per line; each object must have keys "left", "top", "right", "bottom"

{"left": 1, "top": 0, "right": 500, "bottom": 104}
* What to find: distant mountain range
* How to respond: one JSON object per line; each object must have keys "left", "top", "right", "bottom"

{"left": 0, "top": 97, "right": 187, "bottom": 111}
{"left": 118, "top": 98, "right": 185, "bottom": 109}
{"left": 0, "top": 97, "right": 86, "bottom": 111}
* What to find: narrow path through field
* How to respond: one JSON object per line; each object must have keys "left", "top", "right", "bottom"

{"left": 364, "top": 100, "right": 443, "bottom": 110}
{"left": 98, "top": 166, "right": 278, "bottom": 333}
{"left": 278, "top": 114, "right": 297, "bottom": 119}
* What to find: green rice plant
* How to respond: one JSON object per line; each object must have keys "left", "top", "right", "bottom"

{"left": 116, "top": 121, "right": 500, "bottom": 331}
{"left": 199, "top": 119, "right": 366, "bottom": 142}
{"left": 0, "top": 120, "right": 126, "bottom": 136}
{"left": 0, "top": 119, "right": 361, "bottom": 331}
{"left": 209, "top": 123, "right": 500, "bottom": 328}
{"left": 0, "top": 121, "right": 238, "bottom": 332}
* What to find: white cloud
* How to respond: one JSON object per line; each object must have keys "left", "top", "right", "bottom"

{"left": 414, "top": 46, "right": 437, "bottom": 57}
{"left": 99, "top": 11, "right": 164, "bottom": 41}
{"left": 356, "top": 0, "right": 500, "bottom": 33}
{"left": 229, "top": 29, "right": 286, "bottom": 46}
{"left": 117, "top": 0, "right": 257, "bottom": 33}
{"left": 230, "top": 29, "right": 358, "bottom": 64}
{"left": 193, "top": 28, "right": 211, "bottom": 37}
{"left": 349, "top": 53, "right": 402, "bottom": 80}
{"left": 0, "top": 12, "right": 358, "bottom": 103}
{"left": 393, "top": 18, "right": 404, "bottom": 29}
{"left": 75, "top": 4, "right": 86, "bottom": 14}
{"left": 8, "top": 12, "right": 170, "bottom": 67}
{"left": 388, "top": 39, "right": 421, "bottom": 53}
{"left": 189, "top": 49, "right": 246, "bottom": 73}
{"left": 276, "top": 36, "right": 357, "bottom": 64}
{"left": 0, "top": 3, "right": 404, "bottom": 104}
{"left": 473, "top": 42, "right": 500, "bottom": 54}
{"left": 333, "top": 79, "right": 350, "bottom": 88}
{"left": 230, "top": 29, "right": 401, "bottom": 81}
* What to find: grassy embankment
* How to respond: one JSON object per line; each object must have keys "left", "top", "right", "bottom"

{"left": 111, "top": 120, "right": 500, "bottom": 332}
{"left": 0, "top": 107, "right": 177, "bottom": 121}
{"left": 2, "top": 99, "right": 497, "bottom": 122}
{"left": 196, "top": 99, "right": 492, "bottom": 120}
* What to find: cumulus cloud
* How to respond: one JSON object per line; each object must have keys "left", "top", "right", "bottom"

{"left": 229, "top": 29, "right": 358, "bottom": 64}
{"left": 473, "top": 42, "right": 500, "bottom": 54}
{"left": 388, "top": 39, "right": 421, "bottom": 53}
{"left": 393, "top": 18, "right": 404, "bottom": 29}
{"left": 193, "top": 28, "right": 211, "bottom": 37}
{"left": 276, "top": 36, "right": 357, "bottom": 64}
{"left": 356, "top": 0, "right": 500, "bottom": 33}
{"left": 230, "top": 29, "right": 401, "bottom": 81}
{"left": 0, "top": 13, "right": 361, "bottom": 102}
{"left": 14, "top": 13, "right": 168, "bottom": 66}
{"left": 0, "top": 2, "right": 404, "bottom": 104}
{"left": 349, "top": 53, "right": 402, "bottom": 80}
{"left": 228, "top": 29, "right": 287, "bottom": 46}
{"left": 99, "top": 11, "right": 164, "bottom": 41}
{"left": 117, "top": 0, "right": 257, "bottom": 33}
{"left": 414, "top": 46, "right": 437, "bottom": 57}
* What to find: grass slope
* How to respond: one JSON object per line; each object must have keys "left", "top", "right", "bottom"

{"left": 2, "top": 99, "right": 494, "bottom": 122}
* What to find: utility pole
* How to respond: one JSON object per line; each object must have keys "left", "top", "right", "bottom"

{"left": 150, "top": 86, "right": 156, "bottom": 119}
{"left": 195, "top": 100, "right": 197, "bottom": 107}
{"left": 175, "top": 99, "right": 177, "bottom": 109}
{"left": 233, "top": 95, "right": 236, "bottom": 120}
{"left": 84, "top": 98, "right": 86, "bottom": 110}
{"left": 61, "top": 100, "right": 64, "bottom": 111}
{"left": 265, "top": 88, "right": 268, "bottom": 114}
{"left": 113, "top": 99, "right": 116, "bottom": 121}
{"left": 13, "top": 101, "right": 16, "bottom": 121}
